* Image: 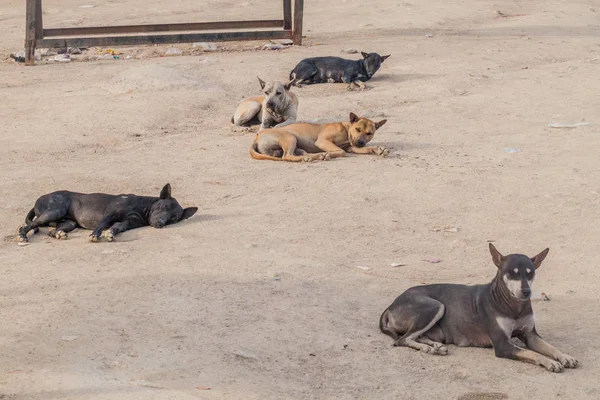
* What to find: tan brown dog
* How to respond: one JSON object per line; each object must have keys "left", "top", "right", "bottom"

{"left": 230, "top": 77, "right": 298, "bottom": 133}
{"left": 249, "top": 112, "right": 388, "bottom": 162}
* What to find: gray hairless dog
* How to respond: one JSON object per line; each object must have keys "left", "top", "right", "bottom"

{"left": 380, "top": 244, "right": 578, "bottom": 372}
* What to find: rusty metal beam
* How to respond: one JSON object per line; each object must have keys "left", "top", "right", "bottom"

{"left": 25, "top": 0, "right": 37, "bottom": 65}
{"left": 43, "top": 19, "right": 284, "bottom": 37}
{"left": 38, "top": 29, "right": 293, "bottom": 49}
{"left": 283, "top": 0, "right": 292, "bottom": 30}
{"left": 292, "top": 0, "right": 304, "bottom": 45}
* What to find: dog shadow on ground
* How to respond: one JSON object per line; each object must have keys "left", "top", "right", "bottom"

{"left": 374, "top": 73, "right": 434, "bottom": 84}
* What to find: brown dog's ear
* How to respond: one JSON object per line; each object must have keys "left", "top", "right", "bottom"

{"left": 160, "top": 183, "right": 172, "bottom": 200}
{"left": 375, "top": 119, "right": 387, "bottom": 130}
{"left": 257, "top": 77, "right": 266, "bottom": 89}
{"left": 180, "top": 207, "right": 198, "bottom": 221}
{"left": 381, "top": 54, "right": 391, "bottom": 62}
{"left": 349, "top": 112, "right": 360, "bottom": 123}
{"left": 284, "top": 79, "right": 295, "bottom": 91}
{"left": 361, "top": 51, "right": 369, "bottom": 59}
{"left": 530, "top": 248, "right": 549, "bottom": 270}
{"left": 489, "top": 243, "right": 504, "bottom": 268}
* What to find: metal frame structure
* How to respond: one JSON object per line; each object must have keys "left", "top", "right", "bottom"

{"left": 24, "top": 0, "right": 304, "bottom": 65}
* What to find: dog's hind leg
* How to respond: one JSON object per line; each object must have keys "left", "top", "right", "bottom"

{"left": 48, "top": 220, "right": 77, "bottom": 240}
{"left": 19, "top": 209, "right": 67, "bottom": 242}
{"left": 290, "top": 63, "right": 317, "bottom": 86}
{"left": 387, "top": 296, "right": 446, "bottom": 355}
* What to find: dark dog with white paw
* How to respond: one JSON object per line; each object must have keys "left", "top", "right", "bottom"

{"left": 379, "top": 244, "right": 578, "bottom": 372}
{"left": 290, "top": 52, "right": 390, "bottom": 90}
{"left": 18, "top": 184, "right": 197, "bottom": 243}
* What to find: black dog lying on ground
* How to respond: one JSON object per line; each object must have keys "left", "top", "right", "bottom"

{"left": 18, "top": 184, "right": 197, "bottom": 243}
{"left": 289, "top": 51, "right": 390, "bottom": 90}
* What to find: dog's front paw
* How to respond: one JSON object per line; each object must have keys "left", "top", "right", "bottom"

{"left": 327, "top": 78, "right": 336, "bottom": 84}
{"left": 17, "top": 234, "right": 28, "bottom": 243}
{"left": 557, "top": 354, "right": 578, "bottom": 369}
{"left": 432, "top": 343, "right": 448, "bottom": 355}
{"left": 49, "top": 230, "right": 68, "bottom": 240}
{"left": 543, "top": 359, "right": 564, "bottom": 373}
{"left": 103, "top": 230, "right": 114, "bottom": 242}
{"left": 374, "top": 146, "right": 389, "bottom": 156}
{"left": 88, "top": 234, "right": 101, "bottom": 243}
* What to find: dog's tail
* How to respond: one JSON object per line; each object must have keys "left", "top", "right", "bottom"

{"left": 249, "top": 142, "right": 284, "bottom": 162}
{"left": 24, "top": 208, "right": 39, "bottom": 234}
{"left": 379, "top": 308, "right": 399, "bottom": 340}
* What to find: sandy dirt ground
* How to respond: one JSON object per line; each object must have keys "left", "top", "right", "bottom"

{"left": 1, "top": 0, "right": 600, "bottom": 398}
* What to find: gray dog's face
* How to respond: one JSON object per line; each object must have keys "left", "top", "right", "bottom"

{"left": 258, "top": 77, "right": 294, "bottom": 112}
{"left": 361, "top": 52, "right": 390, "bottom": 77}
{"left": 347, "top": 112, "right": 387, "bottom": 148}
{"left": 489, "top": 243, "right": 549, "bottom": 300}
{"left": 149, "top": 184, "right": 198, "bottom": 228}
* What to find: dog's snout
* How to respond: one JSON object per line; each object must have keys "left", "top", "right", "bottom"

{"left": 522, "top": 287, "right": 532, "bottom": 298}
{"left": 267, "top": 101, "right": 274, "bottom": 108}
{"left": 356, "top": 140, "right": 365, "bottom": 148}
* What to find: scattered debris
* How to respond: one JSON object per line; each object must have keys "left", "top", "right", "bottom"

{"left": 341, "top": 48, "right": 358, "bottom": 54}
{"left": 425, "top": 34, "right": 434, "bottom": 37}
{"left": 263, "top": 43, "right": 287, "bottom": 50}
{"left": 232, "top": 350, "right": 257, "bottom": 360}
{"left": 431, "top": 226, "right": 458, "bottom": 233}
{"left": 10, "top": 53, "right": 25, "bottom": 63}
{"left": 68, "top": 47, "right": 82, "bottom": 55}
{"left": 61, "top": 335, "right": 79, "bottom": 341}
{"left": 391, "top": 262, "right": 406, "bottom": 267}
{"left": 422, "top": 258, "right": 442, "bottom": 263}
{"left": 356, "top": 265, "right": 372, "bottom": 271}
{"left": 48, "top": 54, "right": 71, "bottom": 62}
{"left": 309, "top": 353, "right": 316, "bottom": 356}
{"left": 196, "top": 386, "right": 212, "bottom": 391}
{"left": 504, "top": 148, "right": 521, "bottom": 153}
{"left": 548, "top": 121, "right": 589, "bottom": 128}
{"left": 165, "top": 47, "right": 183, "bottom": 56}
{"left": 278, "top": 39, "right": 293, "bottom": 45}
{"left": 79, "top": 4, "right": 96, "bottom": 8}
{"left": 193, "top": 42, "right": 218, "bottom": 51}
{"left": 532, "top": 292, "right": 550, "bottom": 301}
{"left": 273, "top": 273, "right": 281, "bottom": 281}
{"left": 18, "top": 241, "right": 30, "bottom": 247}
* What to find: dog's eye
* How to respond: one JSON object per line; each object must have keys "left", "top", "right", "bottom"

{"left": 276, "top": 91, "right": 282, "bottom": 96}
{"left": 356, "top": 128, "right": 361, "bottom": 133}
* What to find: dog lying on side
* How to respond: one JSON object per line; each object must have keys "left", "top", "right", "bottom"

{"left": 18, "top": 184, "right": 197, "bottom": 243}
{"left": 230, "top": 77, "right": 298, "bottom": 132}
{"left": 379, "top": 244, "right": 579, "bottom": 373}
{"left": 290, "top": 52, "right": 390, "bottom": 91}
{"left": 250, "top": 112, "right": 388, "bottom": 162}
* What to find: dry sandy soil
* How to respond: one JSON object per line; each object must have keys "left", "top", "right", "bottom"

{"left": 1, "top": 0, "right": 600, "bottom": 398}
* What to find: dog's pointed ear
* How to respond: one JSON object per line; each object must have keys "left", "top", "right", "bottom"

{"left": 489, "top": 243, "right": 504, "bottom": 268}
{"left": 180, "top": 207, "right": 198, "bottom": 221}
{"left": 361, "top": 51, "right": 369, "bottom": 59}
{"left": 381, "top": 54, "right": 391, "bottom": 62}
{"left": 375, "top": 119, "right": 387, "bottom": 130}
{"left": 284, "top": 79, "right": 295, "bottom": 91}
{"left": 349, "top": 112, "right": 360, "bottom": 123}
{"left": 530, "top": 248, "right": 549, "bottom": 270}
{"left": 257, "top": 77, "right": 266, "bottom": 89}
{"left": 159, "top": 183, "right": 172, "bottom": 199}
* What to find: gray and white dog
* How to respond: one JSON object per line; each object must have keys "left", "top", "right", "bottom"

{"left": 230, "top": 77, "right": 298, "bottom": 132}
